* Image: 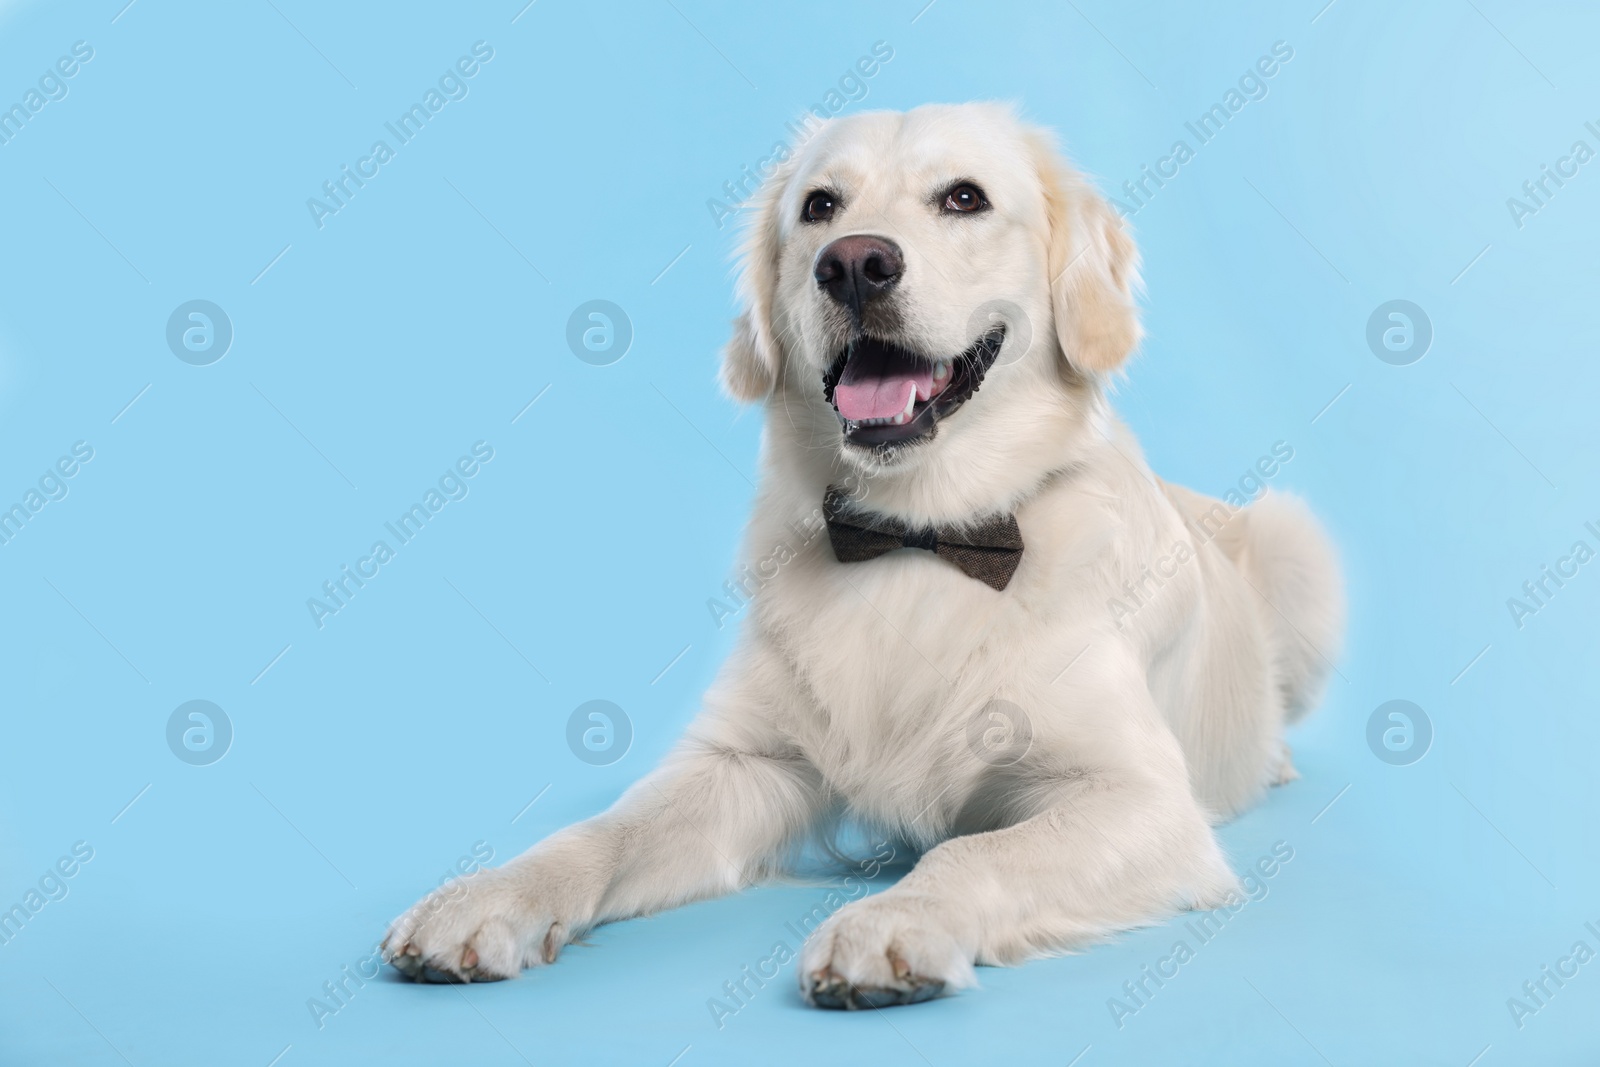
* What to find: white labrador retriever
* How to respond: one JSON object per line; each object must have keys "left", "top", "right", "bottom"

{"left": 383, "top": 102, "right": 1343, "bottom": 1008}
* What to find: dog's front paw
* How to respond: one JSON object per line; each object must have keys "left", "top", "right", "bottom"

{"left": 799, "top": 892, "right": 976, "bottom": 1009}
{"left": 381, "top": 865, "right": 580, "bottom": 984}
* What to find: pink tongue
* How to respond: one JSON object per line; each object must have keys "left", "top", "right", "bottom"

{"left": 834, "top": 369, "right": 932, "bottom": 421}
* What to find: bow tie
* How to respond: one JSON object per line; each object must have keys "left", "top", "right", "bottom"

{"left": 822, "top": 486, "right": 1024, "bottom": 591}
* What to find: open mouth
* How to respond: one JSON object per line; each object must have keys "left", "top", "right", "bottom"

{"left": 822, "top": 328, "right": 1006, "bottom": 448}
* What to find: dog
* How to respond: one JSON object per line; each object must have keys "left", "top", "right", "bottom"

{"left": 382, "top": 102, "right": 1343, "bottom": 1009}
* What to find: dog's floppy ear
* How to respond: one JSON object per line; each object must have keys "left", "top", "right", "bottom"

{"left": 1029, "top": 132, "right": 1142, "bottom": 376}
{"left": 720, "top": 156, "right": 797, "bottom": 402}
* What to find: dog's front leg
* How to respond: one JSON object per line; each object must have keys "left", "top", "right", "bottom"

{"left": 384, "top": 693, "right": 826, "bottom": 982}
{"left": 800, "top": 664, "right": 1238, "bottom": 1008}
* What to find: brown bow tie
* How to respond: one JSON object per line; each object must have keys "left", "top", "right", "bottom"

{"left": 823, "top": 486, "right": 1024, "bottom": 591}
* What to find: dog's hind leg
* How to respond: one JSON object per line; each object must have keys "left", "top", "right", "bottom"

{"left": 1237, "top": 491, "right": 1345, "bottom": 724}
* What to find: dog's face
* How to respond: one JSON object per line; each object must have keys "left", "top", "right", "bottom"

{"left": 723, "top": 103, "right": 1142, "bottom": 478}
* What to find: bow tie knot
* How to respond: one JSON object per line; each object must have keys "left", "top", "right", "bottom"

{"left": 822, "top": 486, "right": 1024, "bottom": 591}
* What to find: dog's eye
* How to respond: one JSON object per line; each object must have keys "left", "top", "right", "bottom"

{"left": 802, "top": 190, "right": 837, "bottom": 224}
{"left": 942, "top": 183, "right": 988, "bottom": 214}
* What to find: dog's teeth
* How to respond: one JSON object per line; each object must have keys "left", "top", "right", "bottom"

{"left": 900, "top": 385, "right": 916, "bottom": 418}
{"left": 934, "top": 360, "right": 950, "bottom": 381}
{"left": 892, "top": 413, "right": 906, "bottom": 425}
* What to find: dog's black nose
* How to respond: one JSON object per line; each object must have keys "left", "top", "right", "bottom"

{"left": 814, "top": 235, "right": 903, "bottom": 317}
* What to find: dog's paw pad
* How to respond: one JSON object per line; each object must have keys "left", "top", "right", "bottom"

{"left": 798, "top": 894, "right": 974, "bottom": 1010}
{"left": 805, "top": 965, "right": 946, "bottom": 1010}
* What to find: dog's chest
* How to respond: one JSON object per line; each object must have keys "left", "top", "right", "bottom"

{"left": 757, "top": 543, "right": 1041, "bottom": 800}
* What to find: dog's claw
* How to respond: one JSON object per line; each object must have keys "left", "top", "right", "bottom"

{"left": 388, "top": 947, "right": 423, "bottom": 979}
{"left": 806, "top": 968, "right": 851, "bottom": 1009}
{"left": 382, "top": 935, "right": 502, "bottom": 984}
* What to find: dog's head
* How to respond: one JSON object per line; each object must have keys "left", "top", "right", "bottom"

{"left": 723, "top": 103, "right": 1141, "bottom": 487}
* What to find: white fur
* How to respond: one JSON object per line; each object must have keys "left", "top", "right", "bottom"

{"left": 383, "top": 103, "right": 1344, "bottom": 1007}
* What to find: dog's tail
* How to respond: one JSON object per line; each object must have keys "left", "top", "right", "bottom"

{"left": 1235, "top": 492, "right": 1345, "bottom": 723}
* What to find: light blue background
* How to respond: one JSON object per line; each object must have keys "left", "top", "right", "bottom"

{"left": 1, "top": 1, "right": 1596, "bottom": 1064}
